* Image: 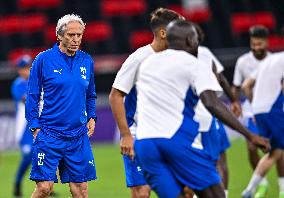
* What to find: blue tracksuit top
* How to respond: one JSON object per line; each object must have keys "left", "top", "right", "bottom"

{"left": 25, "top": 43, "right": 97, "bottom": 138}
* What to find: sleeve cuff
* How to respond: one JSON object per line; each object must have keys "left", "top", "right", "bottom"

{"left": 88, "top": 115, "right": 97, "bottom": 122}
{"left": 28, "top": 120, "right": 41, "bottom": 130}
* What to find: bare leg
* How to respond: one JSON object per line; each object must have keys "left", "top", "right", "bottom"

{"left": 195, "top": 183, "right": 225, "bottom": 198}
{"left": 184, "top": 186, "right": 195, "bottom": 198}
{"left": 31, "top": 181, "right": 54, "bottom": 198}
{"left": 130, "top": 185, "right": 151, "bottom": 198}
{"left": 276, "top": 151, "right": 284, "bottom": 177}
{"left": 69, "top": 182, "right": 88, "bottom": 198}
{"left": 217, "top": 152, "right": 229, "bottom": 190}
{"left": 246, "top": 141, "right": 260, "bottom": 169}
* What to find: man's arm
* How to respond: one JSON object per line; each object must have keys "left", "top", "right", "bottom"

{"left": 25, "top": 56, "right": 42, "bottom": 137}
{"left": 212, "top": 62, "right": 241, "bottom": 116}
{"left": 241, "top": 78, "right": 255, "bottom": 102}
{"left": 109, "top": 88, "right": 134, "bottom": 159}
{"left": 200, "top": 90, "right": 270, "bottom": 152}
{"left": 86, "top": 59, "right": 97, "bottom": 137}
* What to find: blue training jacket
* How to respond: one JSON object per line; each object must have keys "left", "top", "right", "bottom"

{"left": 25, "top": 44, "right": 97, "bottom": 138}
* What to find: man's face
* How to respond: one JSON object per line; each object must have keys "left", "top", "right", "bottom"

{"left": 250, "top": 37, "right": 268, "bottom": 60}
{"left": 59, "top": 21, "right": 84, "bottom": 54}
{"left": 18, "top": 66, "right": 30, "bottom": 80}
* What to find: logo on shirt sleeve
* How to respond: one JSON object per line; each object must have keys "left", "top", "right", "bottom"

{"left": 80, "top": 66, "right": 87, "bottom": 79}
{"left": 54, "top": 69, "right": 62, "bottom": 74}
{"left": 37, "top": 153, "right": 45, "bottom": 166}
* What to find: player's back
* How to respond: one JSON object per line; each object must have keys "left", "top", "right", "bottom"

{"left": 136, "top": 49, "right": 221, "bottom": 140}
{"left": 252, "top": 52, "right": 284, "bottom": 115}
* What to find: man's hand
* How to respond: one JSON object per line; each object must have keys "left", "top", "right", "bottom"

{"left": 231, "top": 101, "right": 241, "bottom": 117}
{"left": 250, "top": 134, "right": 271, "bottom": 153}
{"left": 87, "top": 118, "right": 96, "bottom": 137}
{"left": 33, "top": 128, "right": 41, "bottom": 139}
{"left": 120, "top": 133, "right": 134, "bottom": 160}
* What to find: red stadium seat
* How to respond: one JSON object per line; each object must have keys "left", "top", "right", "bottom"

{"left": 0, "top": 14, "right": 47, "bottom": 34}
{"left": 101, "top": 0, "right": 147, "bottom": 17}
{"left": 168, "top": 5, "right": 211, "bottom": 23}
{"left": 231, "top": 12, "right": 275, "bottom": 34}
{"left": 84, "top": 21, "right": 112, "bottom": 42}
{"left": 130, "top": 30, "right": 153, "bottom": 49}
{"left": 45, "top": 24, "right": 57, "bottom": 43}
{"left": 18, "top": 0, "right": 62, "bottom": 9}
{"left": 254, "top": 12, "right": 276, "bottom": 29}
{"left": 8, "top": 47, "right": 46, "bottom": 64}
{"left": 268, "top": 35, "right": 284, "bottom": 50}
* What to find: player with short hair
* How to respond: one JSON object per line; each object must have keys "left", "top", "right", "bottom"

{"left": 232, "top": 25, "right": 271, "bottom": 196}
{"left": 26, "top": 14, "right": 97, "bottom": 198}
{"left": 109, "top": 8, "right": 183, "bottom": 198}
{"left": 241, "top": 52, "right": 284, "bottom": 198}
{"left": 12, "top": 55, "right": 33, "bottom": 197}
{"left": 133, "top": 20, "right": 269, "bottom": 198}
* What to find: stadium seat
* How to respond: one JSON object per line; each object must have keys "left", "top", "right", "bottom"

{"left": 45, "top": 24, "right": 57, "bottom": 44}
{"left": 268, "top": 35, "right": 284, "bottom": 50}
{"left": 0, "top": 14, "right": 47, "bottom": 34}
{"left": 18, "top": 0, "right": 62, "bottom": 9}
{"left": 254, "top": 12, "right": 276, "bottom": 29}
{"left": 129, "top": 30, "right": 152, "bottom": 49}
{"left": 168, "top": 5, "right": 211, "bottom": 23}
{"left": 8, "top": 47, "right": 46, "bottom": 64}
{"left": 231, "top": 12, "right": 276, "bottom": 34}
{"left": 84, "top": 21, "right": 113, "bottom": 42}
{"left": 101, "top": 0, "right": 147, "bottom": 17}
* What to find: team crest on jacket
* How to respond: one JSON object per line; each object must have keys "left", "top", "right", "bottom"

{"left": 80, "top": 66, "right": 86, "bottom": 79}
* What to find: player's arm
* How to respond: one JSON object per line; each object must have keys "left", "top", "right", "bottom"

{"left": 241, "top": 78, "right": 255, "bottom": 102}
{"left": 109, "top": 88, "right": 134, "bottom": 158}
{"left": 212, "top": 62, "right": 241, "bottom": 116}
{"left": 109, "top": 54, "right": 139, "bottom": 159}
{"left": 86, "top": 58, "right": 97, "bottom": 137}
{"left": 200, "top": 90, "right": 269, "bottom": 152}
{"left": 25, "top": 55, "right": 42, "bottom": 137}
{"left": 231, "top": 60, "right": 244, "bottom": 116}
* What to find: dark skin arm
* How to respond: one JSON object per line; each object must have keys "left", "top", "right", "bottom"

{"left": 212, "top": 62, "right": 242, "bottom": 117}
{"left": 231, "top": 85, "right": 242, "bottom": 117}
{"left": 109, "top": 88, "right": 134, "bottom": 159}
{"left": 200, "top": 90, "right": 270, "bottom": 152}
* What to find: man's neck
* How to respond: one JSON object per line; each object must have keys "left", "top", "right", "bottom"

{"left": 150, "top": 38, "right": 166, "bottom": 52}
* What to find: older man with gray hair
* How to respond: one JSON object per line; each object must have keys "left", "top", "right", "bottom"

{"left": 25, "top": 14, "right": 97, "bottom": 198}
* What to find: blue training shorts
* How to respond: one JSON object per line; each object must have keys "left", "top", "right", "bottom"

{"left": 123, "top": 155, "right": 147, "bottom": 187}
{"left": 247, "top": 117, "right": 259, "bottom": 135}
{"left": 134, "top": 135, "right": 221, "bottom": 197}
{"left": 30, "top": 129, "right": 97, "bottom": 183}
{"left": 255, "top": 111, "right": 284, "bottom": 149}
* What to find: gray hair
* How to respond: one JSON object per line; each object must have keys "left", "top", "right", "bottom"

{"left": 56, "top": 14, "right": 85, "bottom": 37}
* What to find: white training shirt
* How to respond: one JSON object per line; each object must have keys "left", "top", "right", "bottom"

{"left": 112, "top": 44, "right": 155, "bottom": 135}
{"left": 136, "top": 49, "right": 222, "bottom": 140}
{"left": 195, "top": 46, "right": 224, "bottom": 131}
{"left": 252, "top": 52, "right": 284, "bottom": 114}
{"left": 233, "top": 51, "right": 271, "bottom": 117}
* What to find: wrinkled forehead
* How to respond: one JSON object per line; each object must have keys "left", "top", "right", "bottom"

{"left": 65, "top": 21, "right": 84, "bottom": 33}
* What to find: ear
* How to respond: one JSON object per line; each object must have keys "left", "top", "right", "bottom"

{"left": 57, "top": 34, "right": 63, "bottom": 42}
{"left": 159, "top": 28, "right": 167, "bottom": 39}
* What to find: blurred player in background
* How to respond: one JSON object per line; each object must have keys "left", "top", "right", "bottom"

{"left": 241, "top": 52, "right": 284, "bottom": 198}
{"left": 194, "top": 24, "right": 241, "bottom": 197}
{"left": 232, "top": 25, "right": 271, "bottom": 196}
{"left": 109, "top": 8, "right": 183, "bottom": 198}
{"left": 25, "top": 14, "right": 97, "bottom": 198}
{"left": 11, "top": 55, "right": 33, "bottom": 197}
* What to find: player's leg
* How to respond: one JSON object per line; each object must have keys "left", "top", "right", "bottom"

{"left": 61, "top": 133, "right": 96, "bottom": 197}
{"left": 30, "top": 130, "right": 63, "bottom": 197}
{"left": 135, "top": 138, "right": 184, "bottom": 198}
{"left": 242, "top": 149, "right": 283, "bottom": 198}
{"left": 195, "top": 183, "right": 225, "bottom": 198}
{"left": 123, "top": 155, "right": 151, "bottom": 198}
{"left": 276, "top": 152, "right": 284, "bottom": 198}
{"left": 14, "top": 144, "right": 33, "bottom": 196}
{"left": 69, "top": 182, "right": 88, "bottom": 198}
{"left": 31, "top": 181, "right": 54, "bottom": 198}
{"left": 130, "top": 185, "right": 151, "bottom": 198}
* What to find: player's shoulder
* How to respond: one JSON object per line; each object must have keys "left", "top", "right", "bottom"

{"left": 237, "top": 51, "right": 251, "bottom": 62}
{"left": 266, "top": 52, "right": 284, "bottom": 65}
{"left": 198, "top": 46, "right": 211, "bottom": 55}
{"left": 34, "top": 48, "right": 53, "bottom": 61}
{"left": 130, "top": 44, "right": 154, "bottom": 61}
{"left": 12, "top": 77, "right": 25, "bottom": 86}
{"left": 77, "top": 50, "right": 93, "bottom": 61}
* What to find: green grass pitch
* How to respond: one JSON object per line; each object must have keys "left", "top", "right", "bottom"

{"left": 0, "top": 139, "right": 278, "bottom": 198}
